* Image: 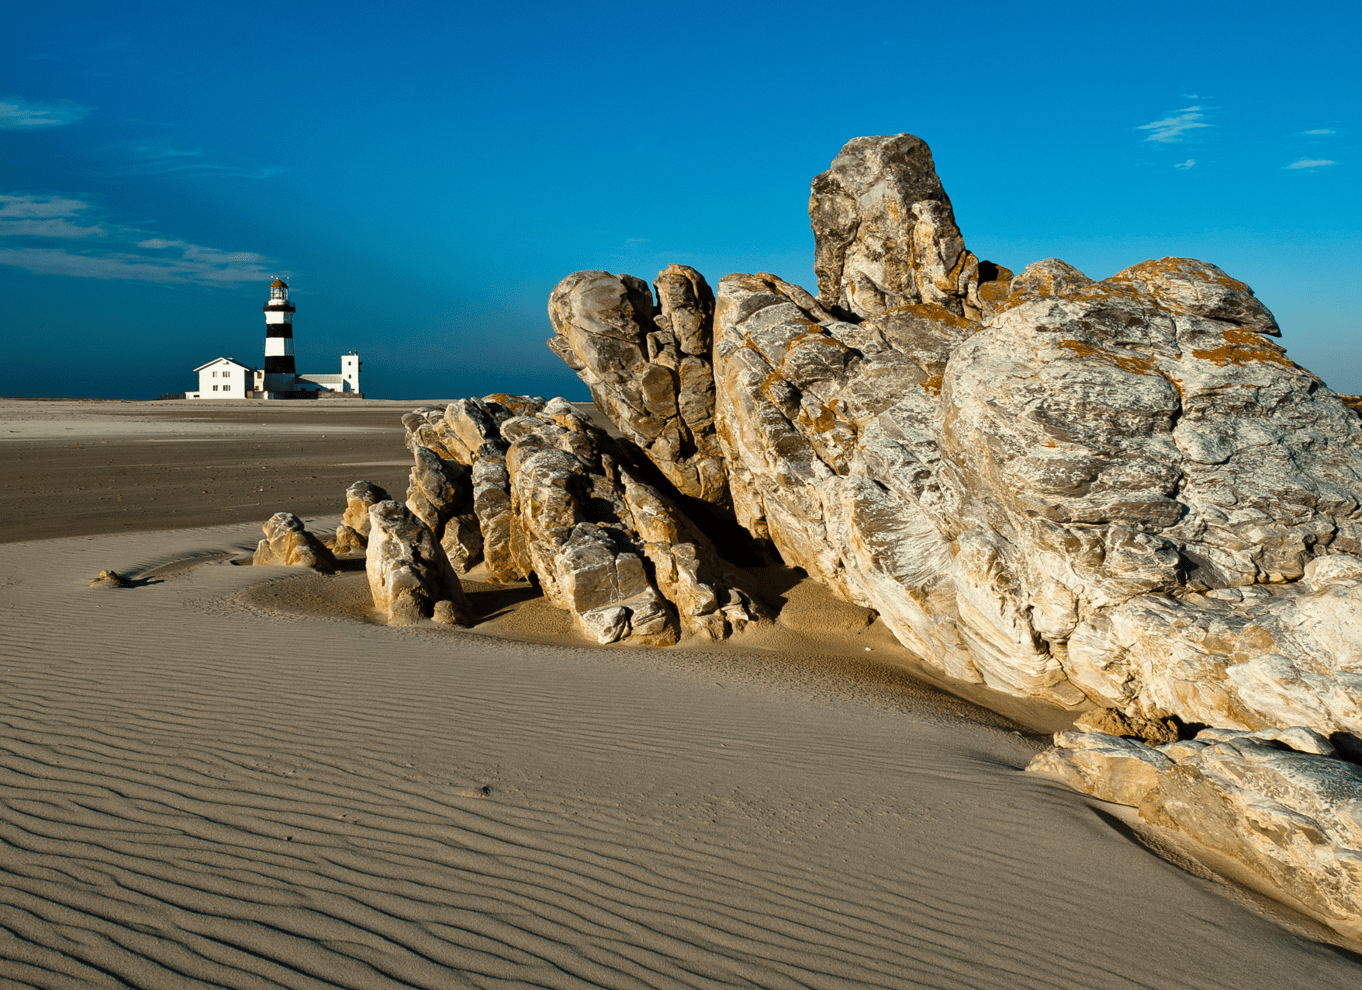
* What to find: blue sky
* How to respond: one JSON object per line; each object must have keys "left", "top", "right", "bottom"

{"left": 2, "top": 0, "right": 1357, "bottom": 399}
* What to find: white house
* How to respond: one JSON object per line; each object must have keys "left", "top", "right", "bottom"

{"left": 186, "top": 357, "right": 256, "bottom": 399}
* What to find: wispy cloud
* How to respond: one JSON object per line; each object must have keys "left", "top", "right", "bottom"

{"left": 0, "top": 247, "right": 272, "bottom": 283}
{"left": 1285, "top": 158, "right": 1338, "bottom": 170}
{"left": 1303, "top": 128, "right": 1337, "bottom": 136}
{"left": 0, "top": 195, "right": 106, "bottom": 238}
{"left": 117, "top": 141, "right": 285, "bottom": 179}
{"left": 1138, "top": 106, "right": 1212, "bottom": 143}
{"left": 0, "top": 193, "right": 274, "bottom": 284}
{"left": 0, "top": 96, "right": 90, "bottom": 130}
{"left": 0, "top": 194, "right": 90, "bottom": 219}
{"left": 1173, "top": 159, "right": 1196, "bottom": 169}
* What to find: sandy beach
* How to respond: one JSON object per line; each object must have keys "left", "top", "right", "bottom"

{"left": 3, "top": 398, "right": 1360, "bottom": 988}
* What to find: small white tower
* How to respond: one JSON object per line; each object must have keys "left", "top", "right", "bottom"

{"left": 262, "top": 278, "right": 296, "bottom": 395}
{"left": 341, "top": 352, "right": 361, "bottom": 393}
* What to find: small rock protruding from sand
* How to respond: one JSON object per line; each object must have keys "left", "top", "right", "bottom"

{"left": 253, "top": 512, "right": 337, "bottom": 571}
{"left": 89, "top": 569, "right": 130, "bottom": 588}
{"left": 331, "top": 524, "right": 366, "bottom": 557}
{"left": 1073, "top": 707, "right": 1181, "bottom": 746}
{"left": 366, "top": 499, "right": 472, "bottom": 627}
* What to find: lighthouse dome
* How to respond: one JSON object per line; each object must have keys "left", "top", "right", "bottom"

{"left": 270, "top": 278, "right": 288, "bottom": 288}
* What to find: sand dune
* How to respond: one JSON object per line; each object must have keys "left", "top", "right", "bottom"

{"left": 2, "top": 400, "right": 1360, "bottom": 987}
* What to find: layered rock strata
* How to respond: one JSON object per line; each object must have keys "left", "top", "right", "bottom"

{"left": 548, "top": 265, "right": 728, "bottom": 508}
{"left": 1029, "top": 729, "right": 1362, "bottom": 941}
{"left": 503, "top": 398, "right": 763, "bottom": 645}
{"left": 365, "top": 500, "right": 472, "bottom": 626}
{"left": 399, "top": 395, "right": 542, "bottom": 582}
{"left": 253, "top": 512, "right": 336, "bottom": 570}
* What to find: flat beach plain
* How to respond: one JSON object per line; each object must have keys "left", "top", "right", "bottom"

{"left": 3, "top": 399, "right": 1360, "bottom": 989}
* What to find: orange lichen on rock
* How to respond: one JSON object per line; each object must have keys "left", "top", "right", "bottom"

{"left": 884, "top": 301, "right": 978, "bottom": 331}
{"left": 1191, "top": 328, "right": 1300, "bottom": 370}
{"left": 1056, "top": 339, "right": 1156, "bottom": 376}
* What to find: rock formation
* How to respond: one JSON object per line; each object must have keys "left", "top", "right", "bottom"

{"left": 341, "top": 480, "right": 391, "bottom": 538}
{"left": 548, "top": 265, "right": 729, "bottom": 508}
{"left": 406, "top": 444, "right": 470, "bottom": 540}
{"left": 809, "top": 133, "right": 983, "bottom": 320}
{"left": 333, "top": 480, "right": 391, "bottom": 555}
{"left": 89, "top": 569, "right": 130, "bottom": 588}
{"left": 360, "top": 130, "right": 1362, "bottom": 936}
{"left": 365, "top": 500, "right": 472, "bottom": 626}
{"left": 1029, "top": 728, "right": 1362, "bottom": 941}
{"left": 503, "top": 398, "right": 762, "bottom": 644}
{"left": 252, "top": 512, "right": 336, "bottom": 570}
{"left": 399, "top": 395, "right": 543, "bottom": 582}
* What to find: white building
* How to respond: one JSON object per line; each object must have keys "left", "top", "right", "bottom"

{"left": 184, "top": 279, "right": 362, "bottom": 399}
{"left": 186, "top": 357, "right": 255, "bottom": 399}
{"left": 295, "top": 352, "right": 363, "bottom": 395}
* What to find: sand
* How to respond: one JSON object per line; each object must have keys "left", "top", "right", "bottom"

{"left": 2, "top": 398, "right": 1360, "bottom": 988}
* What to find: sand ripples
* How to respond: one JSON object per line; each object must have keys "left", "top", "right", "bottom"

{"left": 2, "top": 527, "right": 1359, "bottom": 988}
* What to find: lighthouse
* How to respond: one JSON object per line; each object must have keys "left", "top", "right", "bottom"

{"left": 262, "top": 278, "right": 296, "bottom": 395}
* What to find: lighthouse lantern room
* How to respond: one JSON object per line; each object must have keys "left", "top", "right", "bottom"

{"left": 262, "top": 278, "right": 297, "bottom": 397}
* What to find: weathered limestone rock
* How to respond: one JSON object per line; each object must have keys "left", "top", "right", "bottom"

{"left": 941, "top": 260, "right": 1362, "bottom": 727}
{"left": 399, "top": 396, "right": 544, "bottom": 582}
{"left": 548, "top": 265, "right": 729, "bottom": 507}
{"left": 365, "top": 500, "right": 471, "bottom": 626}
{"left": 89, "top": 569, "right": 130, "bottom": 588}
{"left": 1030, "top": 728, "right": 1362, "bottom": 941}
{"left": 341, "top": 480, "right": 391, "bottom": 539}
{"left": 504, "top": 398, "right": 763, "bottom": 645}
{"left": 440, "top": 513, "right": 484, "bottom": 574}
{"left": 810, "top": 133, "right": 981, "bottom": 320}
{"left": 712, "top": 234, "right": 1362, "bottom": 720}
{"left": 252, "top": 512, "right": 336, "bottom": 570}
{"left": 331, "top": 524, "right": 366, "bottom": 557}
{"left": 406, "top": 444, "right": 470, "bottom": 539}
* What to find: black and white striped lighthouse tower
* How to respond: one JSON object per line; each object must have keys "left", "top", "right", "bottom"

{"left": 262, "top": 278, "right": 296, "bottom": 395}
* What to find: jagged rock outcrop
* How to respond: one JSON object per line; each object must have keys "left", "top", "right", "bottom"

{"left": 541, "top": 134, "right": 1362, "bottom": 739}
{"left": 400, "top": 395, "right": 543, "bottom": 582}
{"left": 1029, "top": 728, "right": 1362, "bottom": 941}
{"left": 365, "top": 500, "right": 471, "bottom": 626}
{"left": 810, "top": 133, "right": 983, "bottom": 320}
{"left": 711, "top": 254, "right": 1362, "bottom": 715}
{"left": 252, "top": 512, "right": 336, "bottom": 570}
{"left": 503, "top": 398, "right": 763, "bottom": 645}
{"left": 89, "top": 569, "right": 130, "bottom": 588}
{"left": 406, "top": 445, "right": 470, "bottom": 539}
{"left": 548, "top": 265, "right": 728, "bottom": 508}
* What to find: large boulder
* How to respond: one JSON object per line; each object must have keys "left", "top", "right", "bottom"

{"left": 810, "top": 133, "right": 983, "bottom": 320}
{"left": 1029, "top": 728, "right": 1362, "bottom": 941}
{"left": 365, "top": 500, "right": 472, "bottom": 626}
{"left": 548, "top": 265, "right": 729, "bottom": 508}
{"left": 252, "top": 512, "right": 336, "bottom": 570}
{"left": 504, "top": 398, "right": 763, "bottom": 645}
